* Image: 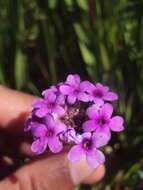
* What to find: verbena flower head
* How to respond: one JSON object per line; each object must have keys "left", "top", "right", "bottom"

{"left": 25, "top": 74, "right": 125, "bottom": 168}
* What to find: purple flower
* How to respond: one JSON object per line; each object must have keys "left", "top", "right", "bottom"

{"left": 32, "top": 92, "right": 65, "bottom": 117}
{"left": 42, "top": 86, "right": 58, "bottom": 98}
{"left": 59, "top": 74, "right": 90, "bottom": 104}
{"left": 81, "top": 82, "right": 118, "bottom": 105}
{"left": 83, "top": 103, "right": 124, "bottom": 135}
{"left": 24, "top": 109, "right": 44, "bottom": 131}
{"left": 68, "top": 132, "right": 107, "bottom": 168}
{"left": 31, "top": 115, "right": 67, "bottom": 154}
{"left": 42, "top": 84, "right": 65, "bottom": 105}
{"left": 24, "top": 73, "right": 125, "bottom": 168}
{"left": 60, "top": 128, "right": 77, "bottom": 143}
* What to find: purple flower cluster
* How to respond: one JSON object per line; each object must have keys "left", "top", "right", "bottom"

{"left": 25, "top": 74, "right": 124, "bottom": 168}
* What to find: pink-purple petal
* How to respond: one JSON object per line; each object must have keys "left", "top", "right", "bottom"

{"left": 45, "top": 114, "right": 55, "bottom": 127}
{"left": 95, "top": 150, "right": 105, "bottom": 164}
{"left": 86, "top": 149, "right": 105, "bottom": 168}
{"left": 66, "top": 74, "right": 80, "bottom": 87}
{"left": 42, "top": 86, "right": 57, "bottom": 98}
{"left": 32, "top": 99, "right": 44, "bottom": 108}
{"left": 31, "top": 139, "right": 48, "bottom": 154}
{"left": 96, "top": 83, "right": 109, "bottom": 93}
{"left": 55, "top": 122, "right": 67, "bottom": 134}
{"left": 24, "top": 118, "right": 32, "bottom": 131}
{"left": 53, "top": 105, "right": 65, "bottom": 116}
{"left": 67, "top": 95, "right": 77, "bottom": 104}
{"left": 86, "top": 105, "right": 99, "bottom": 119}
{"left": 92, "top": 98, "right": 104, "bottom": 106}
{"left": 93, "top": 132, "right": 110, "bottom": 148}
{"left": 35, "top": 107, "right": 48, "bottom": 117}
{"left": 96, "top": 125, "right": 111, "bottom": 138}
{"left": 68, "top": 145, "right": 84, "bottom": 162}
{"left": 82, "top": 132, "right": 92, "bottom": 139}
{"left": 47, "top": 93, "right": 57, "bottom": 103}
{"left": 56, "top": 94, "right": 65, "bottom": 105}
{"left": 80, "top": 81, "right": 95, "bottom": 91}
{"left": 82, "top": 120, "right": 97, "bottom": 132}
{"left": 77, "top": 92, "right": 90, "bottom": 102}
{"left": 101, "top": 103, "right": 113, "bottom": 119}
{"left": 104, "top": 92, "right": 118, "bottom": 101}
{"left": 48, "top": 136, "right": 63, "bottom": 153}
{"left": 109, "top": 116, "right": 124, "bottom": 132}
{"left": 32, "top": 124, "right": 47, "bottom": 137}
{"left": 60, "top": 85, "right": 73, "bottom": 95}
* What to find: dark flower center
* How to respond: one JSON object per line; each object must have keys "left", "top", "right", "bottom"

{"left": 60, "top": 105, "right": 80, "bottom": 127}
{"left": 93, "top": 90, "right": 103, "bottom": 98}
{"left": 47, "top": 130, "right": 53, "bottom": 137}
{"left": 98, "top": 117, "right": 107, "bottom": 126}
{"left": 99, "top": 119, "right": 106, "bottom": 125}
{"left": 82, "top": 139, "right": 92, "bottom": 149}
{"left": 74, "top": 88, "right": 80, "bottom": 95}
{"left": 60, "top": 103, "right": 88, "bottom": 134}
{"left": 47, "top": 103, "right": 54, "bottom": 108}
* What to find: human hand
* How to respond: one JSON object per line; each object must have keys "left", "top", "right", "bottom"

{"left": 0, "top": 85, "right": 105, "bottom": 190}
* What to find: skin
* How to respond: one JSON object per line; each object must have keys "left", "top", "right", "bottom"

{"left": 0, "top": 85, "right": 105, "bottom": 190}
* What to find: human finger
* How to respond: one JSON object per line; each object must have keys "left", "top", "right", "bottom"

{"left": 0, "top": 85, "right": 37, "bottom": 134}
{"left": 0, "top": 153, "right": 104, "bottom": 190}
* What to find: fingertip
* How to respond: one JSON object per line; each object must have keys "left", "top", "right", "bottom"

{"left": 83, "top": 164, "right": 105, "bottom": 184}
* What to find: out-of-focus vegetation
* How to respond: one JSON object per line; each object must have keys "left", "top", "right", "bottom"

{"left": 0, "top": 0, "right": 143, "bottom": 189}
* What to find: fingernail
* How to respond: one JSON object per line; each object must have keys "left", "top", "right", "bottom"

{"left": 69, "top": 157, "right": 94, "bottom": 185}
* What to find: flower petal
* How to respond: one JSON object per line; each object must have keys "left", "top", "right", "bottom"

{"left": 35, "top": 107, "right": 48, "bottom": 117}
{"left": 60, "top": 85, "right": 73, "bottom": 95}
{"left": 31, "top": 138, "right": 47, "bottom": 154}
{"left": 32, "top": 99, "right": 44, "bottom": 108}
{"left": 104, "top": 92, "right": 118, "bottom": 101}
{"left": 45, "top": 114, "right": 55, "bottom": 127}
{"left": 31, "top": 123, "right": 47, "bottom": 137}
{"left": 53, "top": 105, "right": 65, "bottom": 116}
{"left": 86, "top": 105, "right": 99, "bottom": 119}
{"left": 67, "top": 128, "right": 77, "bottom": 142}
{"left": 47, "top": 93, "right": 56, "bottom": 103}
{"left": 77, "top": 92, "right": 90, "bottom": 102}
{"left": 56, "top": 94, "right": 65, "bottom": 105}
{"left": 82, "top": 120, "right": 97, "bottom": 132}
{"left": 48, "top": 136, "right": 63, "bottom": 153}
{"left": 96, "top": 125, "right": 111, "bottom": 138}
{"left": 68, "top": 145, "right": 84, "bottom": 162}
{"left": 110, "top": 116, "right": 124, "bottom": 131}
{"left": 92, "top": 98, "right": 104, "bottom": 105}
{"left": 93, "top": 132, "right": 110, "bottom": 148}
{"left": 86, "top": 149, "right": 105, "bottom": 168}
{"left": 55, "top": 122, "right": 67, "bottom": 134}
{"left": 66, "top": 74, "right": 80, "bottom": 87}
{"left": 42, "top": 86, "right": 57, "bottom": 98}
{"left": 82, "top": 132, "right": 92, "bottom": 139}
{"left": 24, "top": 118, "right": 32, "bottom": 131}
{"left": 96, "top": 83, "right": 109, "bottom": 93}
{"left": 100, "top": 103, "right": 113, "bottom": 119}
{"left": 67, "top": 95, "right": 77, "bottom": 104}
{"left": 80, "top": 81, "right": 95, "bottom": 92}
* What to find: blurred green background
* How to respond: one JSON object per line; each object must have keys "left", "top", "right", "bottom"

{"left": 0, "top": 0, "right": 143, "bottom": 189}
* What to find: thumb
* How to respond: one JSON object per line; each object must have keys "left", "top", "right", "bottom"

{"left": 0, "top": 152, "right": 99, "bottom": 190}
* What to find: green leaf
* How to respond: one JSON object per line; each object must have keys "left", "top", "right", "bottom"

{"left": 79, "top": 42, "right": 96, "bottom": 65}
{"left": 14, "top": 48, "right": 27, "bottom": 90}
